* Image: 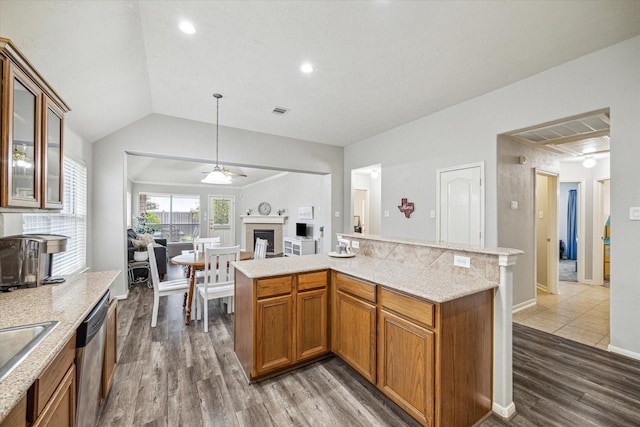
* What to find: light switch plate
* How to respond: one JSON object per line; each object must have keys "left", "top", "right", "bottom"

{"left": 511, "top": 201, "right": 518, "bottom": 210}
{"left": 630, "top": 207, "right": 640, "bottom": 220}
{"left": 384, "top": 210, "right": 390, "bottom": 217}
{"left": 430, "top": 210, "right": 436, "bottom": 218}
{"left": 454, "top": 254, "right": 471, "bottom": 268}
{"left": 351, "top": 240, "right": 359, "bottom": 249}
{"left": 335, "top": 211, "right": 340, "bottom": 217}
{"left": 538, "top": 211, "right": 544, "bottom": 219}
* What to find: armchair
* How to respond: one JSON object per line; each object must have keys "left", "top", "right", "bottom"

{"left": 127, "top": 229, "right": 168, "bottom": 280}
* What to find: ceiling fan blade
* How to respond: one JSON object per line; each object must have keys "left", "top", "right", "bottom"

{"left": 221, "top": 166, "right": 247, "bottom": 178}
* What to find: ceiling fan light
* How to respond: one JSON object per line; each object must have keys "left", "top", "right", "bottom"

{"left": 201, "top": 168, "right": 232, "bottom": 184}
{"left": 582, "top": 157, "right": 596, "bottom": 168}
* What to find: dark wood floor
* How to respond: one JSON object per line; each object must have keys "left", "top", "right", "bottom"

{"left": 99, "top": 279, "right": 640, "bottom": 427}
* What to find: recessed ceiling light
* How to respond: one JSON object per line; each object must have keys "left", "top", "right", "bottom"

{"left": 300, "top": 63, "right": 314, "bottom": 74}
{"left": 179, "top": 20, "right": 196, "bottom": 34}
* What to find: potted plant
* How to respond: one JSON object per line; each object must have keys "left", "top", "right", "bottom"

{"left": 132, "top": 239, "right": 149, "bottom": 261}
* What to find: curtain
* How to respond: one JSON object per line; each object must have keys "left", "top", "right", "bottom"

{"left": 566, "top": 189, "right": 578, "bottom": 260}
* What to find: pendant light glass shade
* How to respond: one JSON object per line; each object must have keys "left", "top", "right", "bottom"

{"left": 202, "top": 166, "right": 232, "bottom": 184}
{"left": 202, "top": 93, "right": 232, "bottom": 184}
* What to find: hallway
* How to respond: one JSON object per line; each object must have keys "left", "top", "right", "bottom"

{"left": 514, "top": 281, "right": 610, "bottom": 349}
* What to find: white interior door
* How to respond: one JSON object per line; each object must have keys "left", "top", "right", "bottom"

{"left": 208, "top": 195, "right": 235, "bottom": 246}
{"left": 437, "top": 162, "right": 484, "bottom": 246}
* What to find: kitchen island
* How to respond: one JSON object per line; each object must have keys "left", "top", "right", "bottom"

{"left": 0, "top": 270, "right": 120, "bottom": 424}
{"left": 233, "top": 236, "right": 521, "bottom": 426}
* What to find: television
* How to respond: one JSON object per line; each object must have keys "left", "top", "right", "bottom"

{"left": 296, "top": 223, "right": 307, "bottom": 237}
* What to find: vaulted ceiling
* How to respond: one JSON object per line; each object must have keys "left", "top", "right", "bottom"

{"left": 1, "top": 1, "right": 639, "bottom": 148}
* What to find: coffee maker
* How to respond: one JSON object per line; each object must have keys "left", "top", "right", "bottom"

{"left": 0, "top": 234, "right": 68, "bottom": 291}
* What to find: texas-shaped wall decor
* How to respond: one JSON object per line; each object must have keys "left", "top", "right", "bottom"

{"left": 397, "top": 198, "right": 415, "bottom": 218}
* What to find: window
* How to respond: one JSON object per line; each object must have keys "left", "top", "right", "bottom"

{"left": 139, "top": 193, "right": 199, "bottom": 243}
{"left": 23, "top": 157, "right": 87, "bottom": 275}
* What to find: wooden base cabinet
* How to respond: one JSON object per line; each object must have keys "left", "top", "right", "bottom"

{"left": 235, "top": 270, "right": 329, "bottom": 381}
{"left": 27, "top": 334, "right": 76, "bottom": 427}
{"left": 102, "top": 299, "right": 118, "bottom": 401}
{"left": 378, "top": 310, "right": 434, "bottom": 426}
{"left": 256, "top": 293, "right": 294, "bottom": 374}
{"left": 332, "top": 273, "right": 377, "bottom": 383}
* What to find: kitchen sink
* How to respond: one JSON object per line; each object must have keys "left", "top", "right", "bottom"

{"left": 0, "top": 320, "right": 59, "bottom": 383}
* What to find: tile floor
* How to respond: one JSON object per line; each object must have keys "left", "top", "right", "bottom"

{"left": 513, "top": 281, "right": 610, "bottom": 349}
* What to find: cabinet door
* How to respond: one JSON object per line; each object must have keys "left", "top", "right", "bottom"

{"left": 334, "top": 290, "right": 377, "bottom": 383}
{"left": 41, "top": 99, "right": 64, "bottom": 209}
{"left": 31, "top": 364, "right": 75, "bottom": 427}
{"left": 296, "top": 288, "right": 328, "bottom": 361}
{"left": 378, "top": 310, "right": 434, "bottom": 427}
{"left": 102, "top": 300, "right": 118, "bottom": 401}
{"left": 3, "top": 63, "right": 42, "bottom": 208}
{"left": 255, "top": 294, "right": 293, "bottom": 375}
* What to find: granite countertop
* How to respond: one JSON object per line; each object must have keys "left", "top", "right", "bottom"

{"left": 233, "top": 254, "right": 498, "bottom": 303}
{"left": 0, "top": 270, "right": 120, "bottom": 423}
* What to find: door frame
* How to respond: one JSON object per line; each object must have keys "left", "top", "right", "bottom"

{"left": 436, "top": 161, "right": 485, "bottom": 246}
{"left": 592, "top": 177, "right": 610, "bottom": 286}
{"left": 534, "top": 169, "right": 559, "bottom": 295}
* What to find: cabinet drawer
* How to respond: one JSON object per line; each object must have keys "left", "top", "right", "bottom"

{"left": 334, "top": 273, "right": 376, "bottom": 303}
{"left": 379, "top": 288, "right": 435, "bottom": 328}
{"left": 297, "top": 271, "right": 327, "bottom": 292}
{"left": 256, "top": 276, "right": 293, "bottom": 299}
{"left": 28, "top": 332, "right": 76, "bottom": 421}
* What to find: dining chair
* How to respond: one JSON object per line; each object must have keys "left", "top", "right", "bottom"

{"left": 148, "top": 243, "right": 190, "bottom": 327}
{"left": 254, "top": 238, "right": 267, "bottom": 260}
{"left": 193, "top": 237, "right": 221, "bottom": 281}
{"left": 193, "top": 236, "right": 221, "bottom": 252}
{"left": 195, "top": 245, "right": 240, "bottom": 332}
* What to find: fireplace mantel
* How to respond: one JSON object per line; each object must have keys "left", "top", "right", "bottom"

{"left": 241, "top": 215, "right": 288, "bottom": 224}
{"left": 242, "top": 216, "right": 287, "bottom": 254}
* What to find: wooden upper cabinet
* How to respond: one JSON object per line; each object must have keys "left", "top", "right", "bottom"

{"left": 42, "top": 99, "right": 64, "bottom": 209}
{"left": 0, "top": 38, "right": 70, "bottom": 210}
{"left": 3, "top": 64, "right": 42, "bottom": 208}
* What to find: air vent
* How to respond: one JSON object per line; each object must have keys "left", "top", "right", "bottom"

{"left": 272, "top": 106, "right": 289, "bottom": 115}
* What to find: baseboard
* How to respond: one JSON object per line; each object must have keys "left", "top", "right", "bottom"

{"left": 536, "top": 283, "right": 548, "bottom": 293}
{"left": 112, "top": 288, "right": 130, "bottom": 300}
{"left": 608, "top": 344, "right": 640, "bottom": 361}
{"left": 492, "top": 401, "right": 516, "bottom": 419}
{"left": 512, "top": 298, "right": 536, "bottom": 313}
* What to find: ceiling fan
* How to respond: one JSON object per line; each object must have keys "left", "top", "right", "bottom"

{"left": 201, "top": 93, "right": 247, "bottom": 184}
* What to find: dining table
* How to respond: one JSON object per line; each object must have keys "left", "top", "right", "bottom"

{"left": 170, "top": 250, "right": 253, "bottom": 325}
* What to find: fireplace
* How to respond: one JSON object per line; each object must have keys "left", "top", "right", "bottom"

{"left": 254, "top": 230, "right": 275, "bottom": 253}
{"left": 242, "top": 215, "right": 286, "bottom": 255}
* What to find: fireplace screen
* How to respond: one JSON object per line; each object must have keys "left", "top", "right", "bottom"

{"left": 254, "top": 229, "right": 275, "bottom": 253}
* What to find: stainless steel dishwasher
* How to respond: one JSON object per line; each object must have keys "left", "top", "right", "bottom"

{"left": 76, "top": 290, "right": 110, "bottom": 427}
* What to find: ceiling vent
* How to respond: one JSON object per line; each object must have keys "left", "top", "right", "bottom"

{"left": 272, "top": 106, "right": 289, "bottom": 115}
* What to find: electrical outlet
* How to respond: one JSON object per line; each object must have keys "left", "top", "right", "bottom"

{"left": 454, "top": 254, "right": 471, "bottom": 269}
{"left": 351, "top": 240, "right": 359, "bottom": 249}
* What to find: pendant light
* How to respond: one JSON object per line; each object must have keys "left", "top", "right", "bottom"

{"left": 202, "top": 93, "right": 232, "bottom": 184}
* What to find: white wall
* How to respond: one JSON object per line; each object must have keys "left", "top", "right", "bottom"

{"left": 239, "top": 172, "right": 331, "bottom": 253}
{"left": 343, "top": 36, "right": 640, "bottom": 358}
{"left": 93, "top": 114, "right": 343, "bottom": 297}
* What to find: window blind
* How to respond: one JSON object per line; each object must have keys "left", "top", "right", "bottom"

{"left": 23, "top": 157, "right": 87, "bottom": 275}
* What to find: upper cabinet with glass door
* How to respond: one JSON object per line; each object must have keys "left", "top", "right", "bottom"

{"left": 1, "top": 38, "right": 70, "bottom": 209}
